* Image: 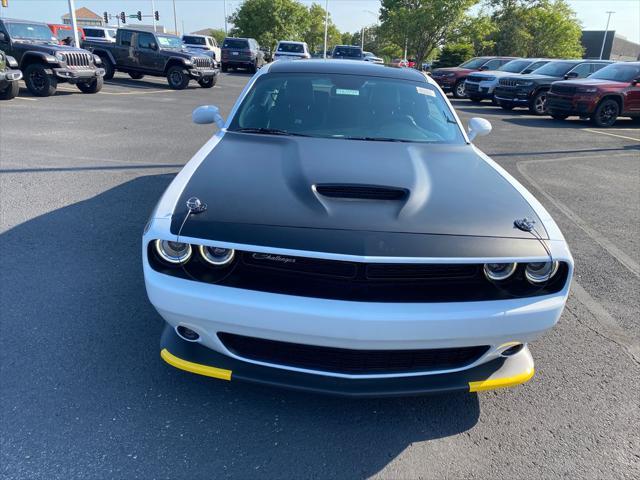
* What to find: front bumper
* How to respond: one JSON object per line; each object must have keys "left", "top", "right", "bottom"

{"left": 465, "top": 81, "right": 496, "bottom": 99}
{"left": 432, "top": 76, "right": 455, "bottom": 91}
{"left": 160, "top": 323, "right": 535, "bottom": 397}
{"left": 53, "top": 67, "right": 105, "bottom": 82}
{"left": 547, "top": 93, "right": 597, "bottom": 116}
{"left": 494, "top": 86, "right": 534, "bottom": 106}
{"left": 0, "top": 69, "right": 22, "bottom": 82}
{"left": 188, "top": 68, "right": 219, "bottom": 79}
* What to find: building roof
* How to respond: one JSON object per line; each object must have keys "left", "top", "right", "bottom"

{"left": 268, "top": 59, "right": 428, "bottom": 82}
{"left": 62, "top": 7, "right": 101, "bottom": 20}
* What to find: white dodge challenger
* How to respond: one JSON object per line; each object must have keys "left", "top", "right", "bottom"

{"left": 143, "top": 60, "right": 573, "bottom": 396}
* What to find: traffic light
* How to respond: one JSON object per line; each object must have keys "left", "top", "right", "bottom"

{"left": 1, "top": 0, "right": 8, "bottom": 8}
{"left": 120, "top": 12, "right": 126, "bottom": 24}
{"left": 154, "top": 11, "right": 159, "bottom": 21}
{"left": 136, "top": 11, "right": 142, "bottom": 21}
{"left": 103, "top": 11, "right": 109, "bottom": 23}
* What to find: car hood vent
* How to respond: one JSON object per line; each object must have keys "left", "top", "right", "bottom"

{"left": 315, "top": 184, "right": 408, "bottom": 200}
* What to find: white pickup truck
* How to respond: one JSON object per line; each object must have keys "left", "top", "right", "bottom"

{"left": 182, "top": 34, "right": 221, "bottom": 65}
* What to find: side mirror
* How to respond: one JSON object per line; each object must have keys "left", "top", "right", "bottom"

{"left": 467, "top": 117, "right": 492, "bottom": 141}
{"left": 193, "top": 105, "right": 225, "bottom": 128}
{"left": 632, "top": 77, "right": 640, "bottom": 85}
{"left": 565, "top": 71, "right": 579, "bottom": 79}
{"left": 150, "top": 42, "right": 158, "bottom": 50}
{"left": 0, "top": 32, "right": 6, "bottom": 42}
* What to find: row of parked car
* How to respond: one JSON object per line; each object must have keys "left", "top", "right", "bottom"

{"left": 430, "top": 56, "right": 640, "bottom": 127}
{"left": 0, "top": 17, "right": 221, "bottom": 99}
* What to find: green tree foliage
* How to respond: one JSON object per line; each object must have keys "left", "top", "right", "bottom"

{"left": 452, "top": 13, "right": 497, "bottom": 56}
{"left": 435, "top": 43, "right": 475, "bottom": 67}
{"left": 206, "top": 28, "right": 227, "bottom": 45}
{"left": 303, "top": 3, "right": 341, "bottom": 54}
{"left": 229, "top": 0, "right": 310, "bottom": 50}
{"left": 489, "top": 0, "right": 583, "bottom": 57}
{"left": 380, "top": 0, "right": 478, "bottom": 67}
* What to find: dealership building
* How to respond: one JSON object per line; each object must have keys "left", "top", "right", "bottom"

{"left": 581, "top": 30, "right": 640, "bottom": 61}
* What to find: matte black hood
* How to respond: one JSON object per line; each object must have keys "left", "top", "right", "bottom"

{"left": 171, "top": 133, "right": 543, "bottom": 245}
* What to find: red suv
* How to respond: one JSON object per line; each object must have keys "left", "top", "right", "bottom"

{"left": 431, "top": 56, "right": 515, "bottom": 98}
{"left": 547, "top": 62, "right": 640, "bottom": 127}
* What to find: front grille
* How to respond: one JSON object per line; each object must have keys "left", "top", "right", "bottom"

{"left": 315, "top": 184, "right": 407, "bottom": 200}
{"left": 193, "top": 57, "right": 212, "bottom": 69}
{"left": 218, "top": 332, "right": 490, "bottom": 374}
{"left": 465, "top": 83, "right": 479, "bottom": 93}
{"left": 64, "top": 52, "right": 93, "bottom": 68}
{"left": 499, "top": 78, "right": 518, "bottom": 87}
{"left": 547, "top": 98, "right": 573, "bottom": 110}
{"left": 466, "top": 75, "right": 483, "bottom": 83}
{"left": 550, "top": 84, "right": 576, "bottom": 95}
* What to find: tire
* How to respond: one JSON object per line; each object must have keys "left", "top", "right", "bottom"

{"left": 77, "top": 76, "right": 103, "bottom": 94}
{"left": 198, "top": 76, "right": 217, "bottom": 88}
{"left": 101, "top": 56, "right": 115, "bottom": 80}
{"left": 468, "top": 96, "right": 483, "bottom": 103}
{"left": 452, "top": 80, "right": 466, "bottom": 99}
{"left": 591, "top": 99, "right": 620, "bottom": 128}
{"left": 129, "top": 72, "right": 144, "bottom": 80}
{"left": 221, "top": 64, "right": 228, "bottom": 73}
{"left": 249, "top": 61, "right": 257, "bottom": 74}
{"left": 166, "top": 66, "right": 189, "bottom": 90}
{"left": 550, "top": 112, "right": 569, "bottom": 120}
{"left": 529, "top": 90, "right": 548, "bottom": 115}
{"left": 24, "top": 63, "right": 57, "bottom": 97}
{"left": 0, "top": 80, "right": 20, "bottom": 100}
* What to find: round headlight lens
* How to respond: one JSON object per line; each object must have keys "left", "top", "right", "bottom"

{"left": 154, "top": 240, "right": 192, "bottom": 264}
{"left": 93, "top": 54, "right": 102, "bottom": 64}
{"left": 199, "top": 246, "right": 235, "bottom": 266}
{"left": 525, "top": 261, "right": 558, "bottom": 284}
{"left": 55, "top": 52, "right": 66, "bottom": 62}
{"left": 483, "top": 262, "right": 517, "bottom": 281}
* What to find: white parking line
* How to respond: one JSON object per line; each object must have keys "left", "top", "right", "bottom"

{"left": 584, "top": 128, "right": 640, "bottom": 142}
{"left": 517, "top": 153, "right": 640, "bottom": 278}
{"left": 14, "top": 96, "right": 37, "bottom": 101}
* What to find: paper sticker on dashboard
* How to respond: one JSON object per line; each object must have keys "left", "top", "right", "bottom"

{"left": 416, "top": 87, "right": 435, "bottom": 97}
{"left": 336, "top": 89, "right": 360, "bottom": 96}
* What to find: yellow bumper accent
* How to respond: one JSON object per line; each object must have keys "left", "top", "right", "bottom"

{"left": 161, "top": 348, "right": 232, "bottom": 381}
{"left": 468, "top": 367, "right": 535, "bottom": 392}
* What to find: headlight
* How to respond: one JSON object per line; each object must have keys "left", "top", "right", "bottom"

{"left": 483, "top": 262, "right": 517, "bottom": 281}
{"left": 93, "top": 54, "right": 102, "bottom": 64}
{"left": 44, "top": 54, "right": 58, "bottom": 63}
{"left": 199, "top": 246, "right": 235, "bottom": 266}
{"left": 55, "top": 52, "right": 66, "bottom": 62}
{"left": 154, "top": 240, "right": 192, "bottom": 264}
{"left": 525, "top": 261, "right": 559, "bottom": 284}
{"left": 577, "top": 87, "right": 598, "bottom": 94}
{"left": 516, "top": 80, "right": 534, "bottom": 86}
{"left": 184, "top": 58, "right": 193, "bottom": 65}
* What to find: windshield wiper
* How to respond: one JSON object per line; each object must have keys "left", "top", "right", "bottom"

{"left": 335, "top": 136, "right": 409, "bottom": 142}
{"left": 233, "top": 127, "right": 311, "bottom": 137}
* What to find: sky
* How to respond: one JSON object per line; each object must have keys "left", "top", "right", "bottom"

{"left": 1, "top": 0, "right": 639, "bottom": 43}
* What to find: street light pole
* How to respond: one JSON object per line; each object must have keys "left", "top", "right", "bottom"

{"left": 224, "top": 0, "right": 228, "bottom": 35}
{"left": 323, "top": 0, "right": 329, "bottom": 59}
{"left": 172, "top": 0, "right": 177, "bottom": 34}
{"left": 67, "top": 0, "right": 80, "bottom": 48}
{"left": 599, "top": 11, "right": 615, "bottom": 60}
{"left": 361, "top": 27, "right": 364, "bottom": 49}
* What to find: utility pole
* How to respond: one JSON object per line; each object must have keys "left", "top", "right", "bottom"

{"left": 67, "top": 0, "right": 80, "bottom": 48}
{"left": 172, "top": 0, "right": 177, "bottom": 34}
{"left": 151, "top": 0, "right": 157, "bottom": 32}
{"left": 361, "top": 27, "right": 364, "bottom": 49}
{"left": 224, "top": 0, "right": 228, "bottom": 35}
{"left": 599, "top": 11, "right": 615, "bottom": 60}
{"left": 323, "top": 0, "right": 329, "bottom": 58}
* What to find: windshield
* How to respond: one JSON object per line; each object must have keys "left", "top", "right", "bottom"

{"left": 228, "top": 73, "right": 465, "bottom": 144}
{"left": 224, "top": 38, "right": 248, "bottom": 49}
{"left": 183, "top": 36, "right": 206, "bottom": 45}
{"left": 333, "top": 46, "right": 362, "bottom": 58}
{"left": 157, "top": 35, "right": 183, "bottom": 48}
{"left": 498, "top": 59, "right": 531, "bottom": 73}
{"left": 589, "top": 63, "right": 640, "bottom": 82}
{"left": 6, "top": 22, "right": 55, "bottom": 41}
{"left": 459, "top": 57, "right": 488, "bottom": 69}
{"left": 532, "top": 61, "right": 576, "bottom": 76}
{"left": 278, "top": 42, "right": 304, "bottom": 53}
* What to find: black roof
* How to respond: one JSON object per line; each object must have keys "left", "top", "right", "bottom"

{"left": 267, "top": 59, "right": 428, "bottom": 82}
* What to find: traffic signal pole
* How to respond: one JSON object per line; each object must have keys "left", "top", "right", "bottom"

{"left": 67, "top": 0, "right": 80, "bottom": 47}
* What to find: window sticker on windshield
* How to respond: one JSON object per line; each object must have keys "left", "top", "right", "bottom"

{"left": 416, "top": 86, "right": 435, "bottom": 97}
{"left": 336, "top": 88, "right": 359, "bottom": 96}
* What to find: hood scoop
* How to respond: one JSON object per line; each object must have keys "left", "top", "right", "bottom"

{"left": 314, "top": 184, "right": 408, "bottom": 201}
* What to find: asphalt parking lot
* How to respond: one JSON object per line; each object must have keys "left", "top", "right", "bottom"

{"left": 1, "top": 72, "right": 639, "bottom": 479}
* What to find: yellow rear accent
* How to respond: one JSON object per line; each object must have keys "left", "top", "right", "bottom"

{"left": 468, "top": 367, "right": 535, "bottom": 392}
{"left": 161, "top": 348, "right": 232, "bottom": 381}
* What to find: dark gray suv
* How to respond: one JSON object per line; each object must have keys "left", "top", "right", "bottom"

{"left": 221, "top": 37, "right": 265, "bottom": 73}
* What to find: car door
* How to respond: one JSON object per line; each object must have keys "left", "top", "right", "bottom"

{"left": 137, "top": 31, "right": 161, "bottom": 73}
{"left": 116, "top": 30, "right": 136, "bottom": 68}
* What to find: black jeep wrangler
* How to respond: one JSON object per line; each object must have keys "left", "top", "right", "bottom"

{"left": 0, "top": 18, "right": 104, "bottom": 97}
{"left": 0, "top": 49, "right": 22, "bottom": 100}
{"left": 84, "top": 28, "right": 218, "bottom": 89}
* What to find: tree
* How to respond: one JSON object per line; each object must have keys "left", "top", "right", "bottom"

{"left": 435, "top": 43, "right": 475, "bottom": 67}
{"left": 303, "top": 3, "right": 340, "bottom": 54}
{"left": 380, "top": 0, "right": 478, "bottom": 67}
{"left": 207, "top": 28, "right": 226, "bottom": 45}
{"left": 452, "top": 13, "right": 497, "bottom": 56}
{"left": 229, "top": 0, "right": 310, "bottom": 50}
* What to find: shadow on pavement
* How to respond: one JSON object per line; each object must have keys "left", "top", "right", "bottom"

{"left": 1, "top": 174, "right": 480, "bottom": 479}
